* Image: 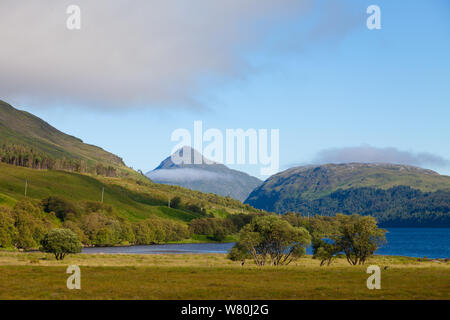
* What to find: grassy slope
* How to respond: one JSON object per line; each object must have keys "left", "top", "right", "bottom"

{"left": 0, "top": 163, "right": 253, "bottom": 222}
{"left": 0, "top": 99, "right": 136, "bottom": 176}
{"left": 0, "top": 100, "right": 255, "bottom": 223}
{"left": 305, "top": 166, "right": 450, "bottom": 199}
{"left": 0, "top": 252, "right": 448, "bottom": 299}
{"left": 246, "top": 164, "right": 450, "bottom": 211}
{"left": 279, "top": 164, "right": 450, "bottom": 200}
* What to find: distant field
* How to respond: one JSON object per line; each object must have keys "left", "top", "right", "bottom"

{"left": 0, "top": 252, "right": 448, "bottom": 300}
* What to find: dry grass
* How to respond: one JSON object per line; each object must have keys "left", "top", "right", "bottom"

{"left": 0, "top": 252, "right": 448, "bottom": 300}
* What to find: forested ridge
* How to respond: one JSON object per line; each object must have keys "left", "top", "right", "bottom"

{"left": 275, "top": 186, "right": 450, "bottom": 227}
{"left": 245, "top": 163, "right": 450, "bottom": 227}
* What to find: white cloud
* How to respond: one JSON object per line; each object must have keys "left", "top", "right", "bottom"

{"left": 0, "top": 0, "right": 312, "bottom": 109}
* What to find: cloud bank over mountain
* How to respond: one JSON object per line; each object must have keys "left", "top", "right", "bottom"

{"left": 313, "top": 145, "right": 449, "bottom": 168}
{"left": 147, "top": 168, "right": 232, "bottom": 183}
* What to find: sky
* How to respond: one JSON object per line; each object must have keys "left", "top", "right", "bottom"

{"left": 1, "top": 0, "right": 449, "bottom": 179}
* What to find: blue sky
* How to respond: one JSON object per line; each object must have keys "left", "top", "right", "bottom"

{"left": 2, "top": 0, "right": 450, "bottom": 179}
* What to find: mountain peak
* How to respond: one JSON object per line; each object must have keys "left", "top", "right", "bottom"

{"left": 147, "top": 146, "right": 262, "bottom": 201}
{"left": 155, "top": 146, "right": 226, "bottom": 171}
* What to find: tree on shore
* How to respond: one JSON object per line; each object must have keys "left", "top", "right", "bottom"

{"left": 307, "top": 214, "right": 386, "bottom": 266}
{"left": 334, "top": 214, "right": 386, "bottom": 265}
{"left": 229, "top": 215, "right": 311, "bottom": 266}
{"left": 40, "top": 228, "right": 82, "bottom": 260}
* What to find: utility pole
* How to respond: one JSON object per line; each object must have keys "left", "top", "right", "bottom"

{"left": 101, "top": 187, "right": 104, "bottom": 203}
{"left": 24, "top": 180, "right": 28, "bottom": 197}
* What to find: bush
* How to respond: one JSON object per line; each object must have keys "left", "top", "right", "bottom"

{"left": 170, "top": 196, "right": 181, "bottom": 209}
{"left": 186, "top": 203, "right": 203, "bottom": 214}
{"left": 210, "top": 228, "right": 226, "bottom": 242}
{"left": 227, "top": 243, "right": 250, "bottom": 261}
{"left": 42, "top": 196, "right": 78, "bottom": 221}
{"left": 82, "top": 201, "right": 113, "bottom": 215}
{"left": 78, "top": 212, "right": 122, "bottom": 246}
{"left": 13, "top": 200, "right": 55, "bottom": 250}
{"left": 132, "top": 218, "right": 190, "bottom": 245}
{"left": 40, "top": 228, "right": 82, "bottom": 260}
{"left": 189, "top": 217, "right": 235, "bottom": 237}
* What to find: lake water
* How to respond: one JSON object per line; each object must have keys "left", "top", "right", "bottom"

{"left": 82, "top": 228, "right": 450, "bottom": 259}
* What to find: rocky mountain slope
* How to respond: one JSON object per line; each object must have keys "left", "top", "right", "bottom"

{"left": 147, "top": 147, "right": 262, "bottom": 201}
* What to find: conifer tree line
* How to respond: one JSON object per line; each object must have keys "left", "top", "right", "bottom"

{"left": 0, "top": 143, "right": 118, "bottom": 177}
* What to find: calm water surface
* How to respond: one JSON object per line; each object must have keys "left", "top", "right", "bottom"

{"left": 82, "top": 228, "right": 449, "bottom": 259}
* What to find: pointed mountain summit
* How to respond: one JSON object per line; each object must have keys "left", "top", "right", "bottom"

{"left": 154, "top": 146, "right": 225, "bottom": 170}
{"left": 147, "top": 146, "right": 262, "bottom": 201}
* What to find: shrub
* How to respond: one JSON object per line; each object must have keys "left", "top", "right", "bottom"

{"left": 227, "top": 243, "right": 250, "bottom": 261}
{"left": 13, "top": 200, "right": 55, "bottom": 250}
{"left": 170, "top": 196, "right": 181, "bottom": 209}
{"left": 210, "top": 228, "right": 226, "bottom": 242}
{"left": 42, "top": 196, "right": 78, "bottom": 221}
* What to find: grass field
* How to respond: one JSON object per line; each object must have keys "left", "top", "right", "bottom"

{"left": 0, "top": 252, "right": 448, "bottom": 300}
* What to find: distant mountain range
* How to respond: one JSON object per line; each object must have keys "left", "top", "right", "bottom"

{"left": 146, "top": 147, "right": 262, "bottom": 201}
{"left": 245, "top": 163, "right": 450, "bottom": 227}
{"left": 2, "top": 99, "right": 449, "bottom": 227}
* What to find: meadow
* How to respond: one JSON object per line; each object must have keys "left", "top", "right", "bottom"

{"left": 0, "top": 251, "right": 448, "bottom": 300}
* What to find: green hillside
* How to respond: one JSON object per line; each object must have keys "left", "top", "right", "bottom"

{"left": 0, "top": 100, "right": 135, "bottom": 176}
{"left": 0, "top": 162, "right": 254, "bottom": 222}
{"left": 250, "top": 163, "right": 450, "bottom": 201}
{"left": 0, "top": 99, "right": 257, "bottom": 248}
{"left": 245, "top": 163, "right": 450, "bottom": 227}
{"left": 0, "top": 100, "right": 259, "bottom": 249}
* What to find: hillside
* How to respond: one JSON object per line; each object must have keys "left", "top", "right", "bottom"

{"left": 147, "top": 146, "right": 262, "bottom": 201}
{"left": 0, "top": 100, "right": 256, "bottom": 222}
{"left": 0, "top": 100, "right": 261, "bottom": 249}
{"left": 0, "top": 100, "right": 133, "bottom": 176}
{"left": 0, "top": 161, "right": 260, "bottom": 248}
{"left": 245, "top": 163, "right": 450, "bottom": 227}
{"left": 0, "top": 162, "right": 254, "bottom": 222}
